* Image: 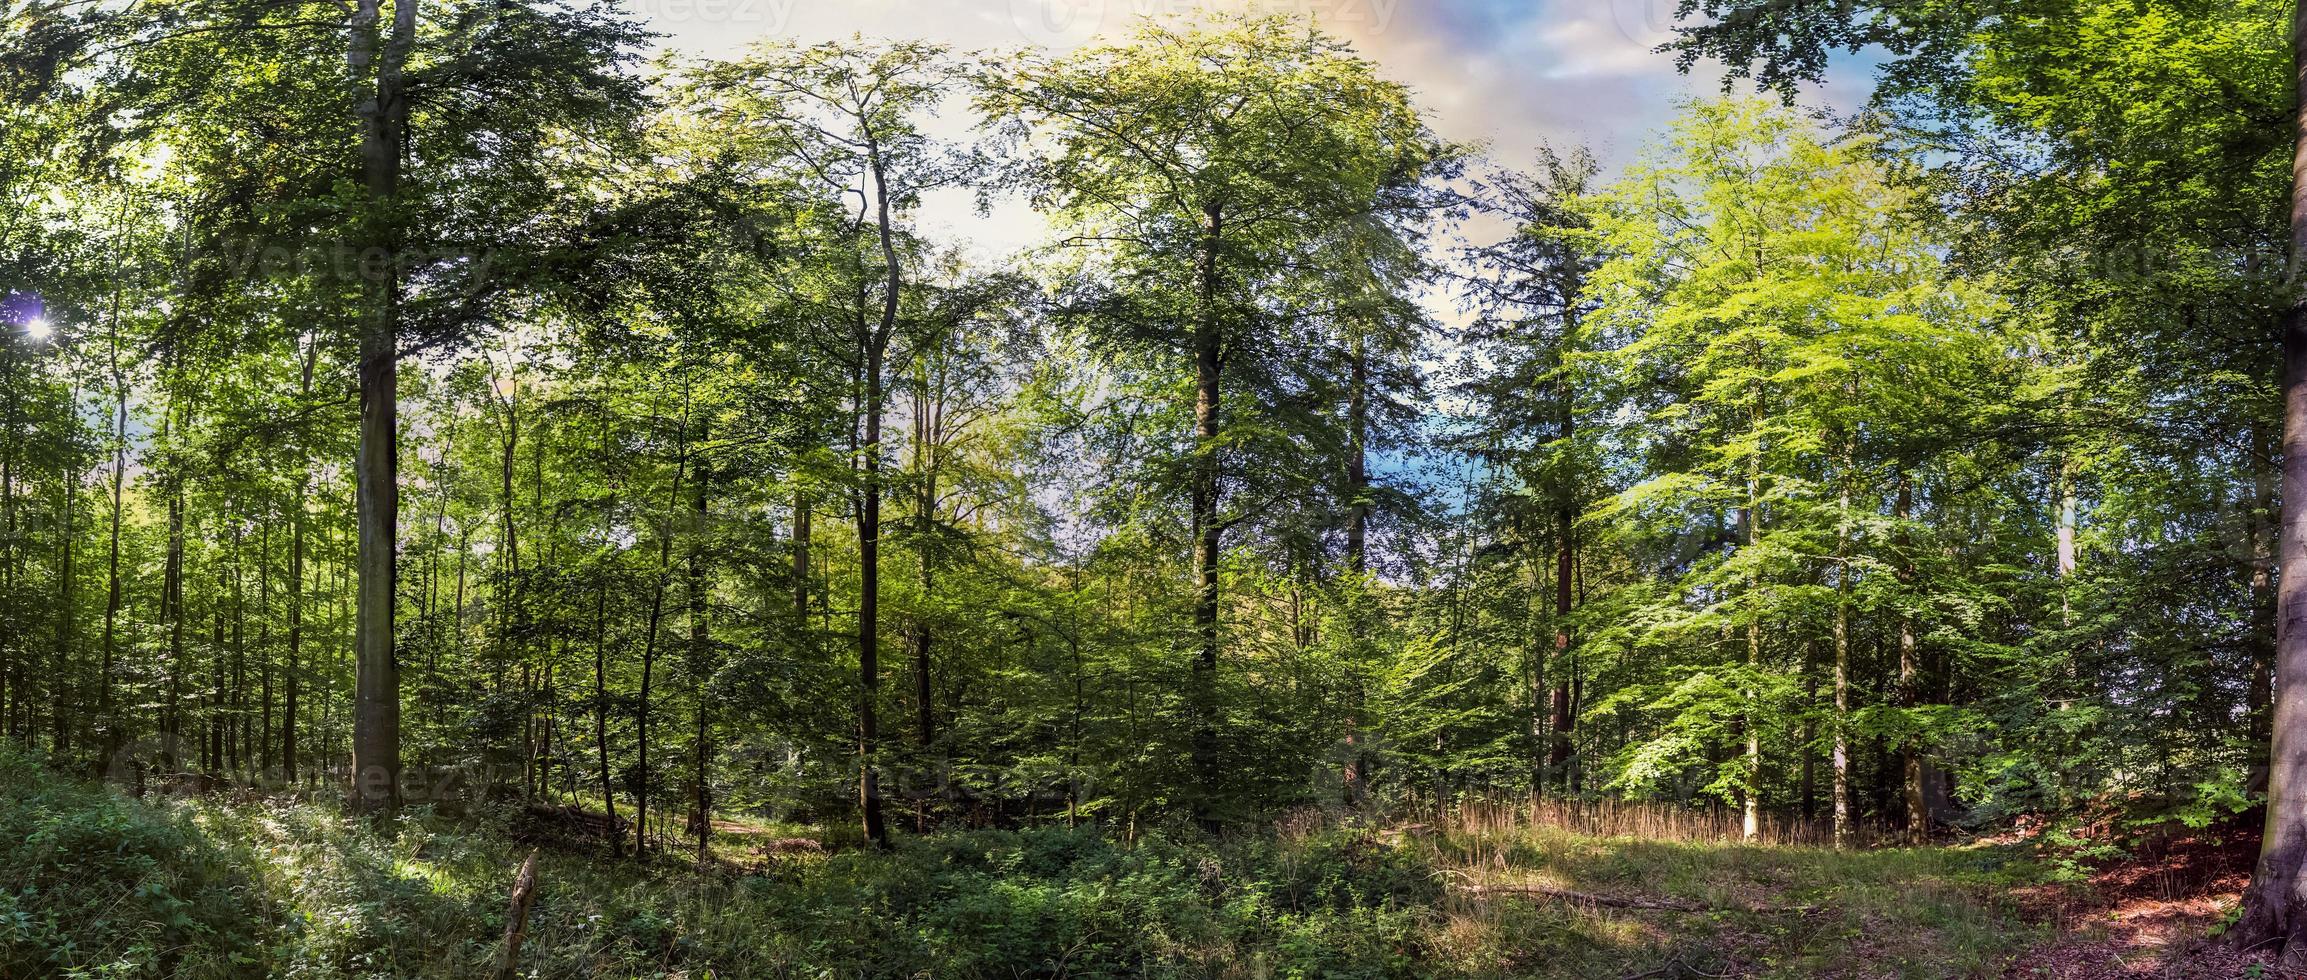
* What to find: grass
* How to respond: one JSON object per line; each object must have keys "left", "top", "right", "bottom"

{"left": 0, "top": 751, "right": 2057, "bottom": 978}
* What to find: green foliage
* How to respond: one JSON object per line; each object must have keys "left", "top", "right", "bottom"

{"left": 1, "top": 749, "right": 2058, "bottom": 978}
{"left": 0, "top": 751, "right": 266, "bottom": 977}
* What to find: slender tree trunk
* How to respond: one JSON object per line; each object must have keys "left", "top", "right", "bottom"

{"left": 1742, "top": 388, "right": 1763, "bottom": 843}
{"left": 1800, "top": 661, "right": 1816, "bottom": 824}
{"left": 2236, "top": 3, "right": 2307, "bottom": 957}
{"left": 348, "top": 0, "right": 415, "bottom": 814}
{"left": 285, "top": 477, "right": 304, "bottom": 783}
{"left": 163, "top": 426, "right": 184, "bottom": 769}
{"left": 689, "top": 436, "right": 713, "bottom": 862}
{"left": 1189, "top": 203, "right": 1225, "bottom": 828}
{"left": 1832, "top": 472, "right": 1853, "bottom": 849}
{"left": 2055, "top": 458, "right": 2078, "bottom": 625}
{"left": 51, "top": 430, "right": 73, "bottom": 758}
{"left": 590, "top": 580, "right": 620, "bottom": 858}
{"left": 1547, "top": 335, "right": 1579, "bottom": 788}
{"left": 633, "top": 401, "right": 691, "bottom": 857}
{"left": 97, "top": 364, "right": 126, "bottom": 765}
{"left": 1547, "top": 504, "right": 1575, "bottom": 779}
{"left": 282, "top": 343, "right": 315, "bottom": 783}
{"left": 230, "top": 528, "right": 246, "bottom": 772}
{"left": 1343, "top": 334, "right": 1370, "bottom": 801}
{"left": 855, "top": 141, "right": 901, "bottom": 849}
{"left": 911, "top": 384, "right": 937, "bottom": 760}
{"left": 1346, "top": 338, "right": 1369, "bottom": 575}
{"left": 2252, "top": 428, "right": 2278, "bottom": 792}
{"left": 1895, "top": 477, "right": 1927, "bottom": 844}
{"left": 258, "top": 521, "right": 273, "bottom": 777}
{"left": 785, "top": 485, "right": 807, "bottom": 608}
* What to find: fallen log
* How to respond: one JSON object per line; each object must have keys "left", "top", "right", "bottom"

{"left": 493, "top": 850, "right": 541, "bottom": 980}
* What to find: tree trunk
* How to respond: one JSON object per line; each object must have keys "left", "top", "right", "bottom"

{"left": 1742, "top": 398, "right": 1763, "bottom": 844}
{"left": 1832, "top": 474, "right": 1853, "bottom": 849}
{"left": 2251, "top": 427, "right": 2277, "bottom": 792}
{"left": 163, "top": 438, "right": 184, "bottom": 770}
{"left": 1346, "top": 338, "right": 1369, "bottom": 576}
{"left": 348, "top": 0, "right": 415, "bottom": 814}
{"left": 2235, "top": 3, "right": 2307, "bottom": 957}
{"left": 590, "top": 580, "right": 620, "bottom": 858}
{"left": 282, "top": 343, "right": 315, "bottom": 783}
{"left": 1547, "top": 502, "right": 1575, "bottom": 781}
{"left": 689, "top": 438, "right": 713, "bottom": 862}
{"left": 911, "top": 381, "right": 938, "bottom": 760}
{"left": 97, "top": 362, "right": 126, "bottom": 765}
{"left": 855, "top": 140, "right": 902, "bottom": 849}
{"left": 285, "top": 476, "right": 304, "bottom": 783}
{"left": 1546, "top": 334, "right": 1579, "bottom": 788}
{"left": 793, "top": 490, "right": 811, "bottom": 622}
{"left": 1895, "top": 477, "right": 1926, "bottom": 844}
{"left": 1189, "top": 203, "right": 1225, "bottom": 827}
{"left": 51, "top": 431, "right": 73, "bottom": 758}
{"left": 632, "top": 401, "right": 691, "bottom": 857}
{"left": 1343, "top": 333, "right": 1369, "bottom": 800}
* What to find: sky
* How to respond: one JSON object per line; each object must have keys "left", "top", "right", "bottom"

{"left": 638, "top": 0, "right": 1882, "bottom": 262}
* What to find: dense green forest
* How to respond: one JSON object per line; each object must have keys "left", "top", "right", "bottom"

{"left": 3, "top": 0, "right": 2305, "bottom": 976}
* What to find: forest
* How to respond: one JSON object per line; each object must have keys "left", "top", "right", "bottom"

{"left": 1, "top": 0, "right": 2303, "bottom": 977}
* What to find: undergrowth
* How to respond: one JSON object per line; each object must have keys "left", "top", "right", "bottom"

{"left": 0, "top": 750, "right": 2055, "bottom": 978}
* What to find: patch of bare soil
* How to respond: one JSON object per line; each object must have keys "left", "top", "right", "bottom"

{"left": 2005, "top": 818, "right": 2273, "bottom": 979}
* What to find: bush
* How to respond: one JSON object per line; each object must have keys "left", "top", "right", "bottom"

{"left": 0, "top": 750, "right": 267, "bottom": 978}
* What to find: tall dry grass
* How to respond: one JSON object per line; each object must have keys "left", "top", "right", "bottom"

{"left": 1280, "top": 794, "right": 1907, "bottom": 848}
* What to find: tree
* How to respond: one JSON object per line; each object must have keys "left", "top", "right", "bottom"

{"left": 980, "top": 15, "right": 1449, "bottom": 823}
{"left": 1583, "top": 98, "right": 2004, "bottom": 842}
{"left": 687, "top": 38, "right": 953, "bottom": 846}
{"left": 1459, "top": 147, "right": 1607, "bottom": 796}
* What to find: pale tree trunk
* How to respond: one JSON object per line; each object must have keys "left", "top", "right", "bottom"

{"left": 1832, "top": 470, "right": 1853, "bottom": 849}
{"left": 2235, "top": 2, "right": 2307, "bottom": 958}
{"left": 1742, "top": 384, "right": 1763, "bottom": 844}
{"left": 348, "top": 0, "right": 415, "bottom": 813}
{"left": 2055, "top": 459, "right": 2078, "bottom": 624}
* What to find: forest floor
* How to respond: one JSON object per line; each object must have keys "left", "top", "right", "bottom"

{"left": 2002, "top": 820, "right": 2267, "bottom": 979}
{"left": 0, "top": 750, "right": 2280, "bottom": 979}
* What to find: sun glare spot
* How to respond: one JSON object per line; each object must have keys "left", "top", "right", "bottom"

{"left": 24, "top": 316, "right": 51, "bottom": 340}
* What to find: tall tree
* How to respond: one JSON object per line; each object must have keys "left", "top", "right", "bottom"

{"left": 981, "top": 16, "right": 1449, "bottom": 823}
